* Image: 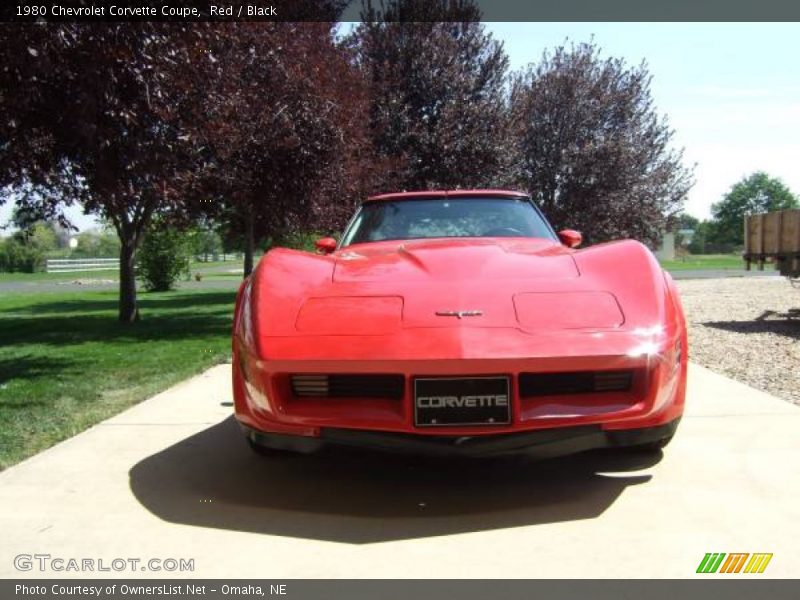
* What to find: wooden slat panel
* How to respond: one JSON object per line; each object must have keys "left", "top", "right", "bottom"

{"left": 781, "top": 209, "right": 800, "bottom": 252}
{"left": 744, "top": 209, "right": 800, "bottom": 256}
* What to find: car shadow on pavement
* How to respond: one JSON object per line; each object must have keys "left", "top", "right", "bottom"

{"left": 129, "top": 416, "right": 661, "bottom": 544}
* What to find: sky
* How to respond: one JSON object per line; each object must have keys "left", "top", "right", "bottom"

{"left": 2, "top": 22, "right": 798, "bottom": 232}
{"left": 485, "top": 22, "right": 800, "bottom": 220}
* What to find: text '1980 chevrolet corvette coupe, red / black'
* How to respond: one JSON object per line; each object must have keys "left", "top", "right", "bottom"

{"left": 232, "top": 190, "right": 687, "bottom": 458}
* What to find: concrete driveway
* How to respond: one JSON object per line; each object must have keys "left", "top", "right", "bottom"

{"left": 1, "top": 363, "right": 798, "bottom": 578}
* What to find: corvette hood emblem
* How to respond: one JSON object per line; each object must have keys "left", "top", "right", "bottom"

{"left": 435, "top": 310, "right": 483, "bottom": 319}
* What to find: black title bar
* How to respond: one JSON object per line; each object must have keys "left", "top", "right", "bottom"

{"left": 3, "top": 0, "right": 800, "bottom": 23}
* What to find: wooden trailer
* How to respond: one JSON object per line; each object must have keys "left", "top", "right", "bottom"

{"left": 744, "top": 209, "right": 800, "bottom": 278}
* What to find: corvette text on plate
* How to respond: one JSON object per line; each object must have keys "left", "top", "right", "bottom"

{"left": 417, "top": 394, "right": 509, "bottom": 408}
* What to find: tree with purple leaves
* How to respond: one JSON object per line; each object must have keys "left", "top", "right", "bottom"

{"left": 509, "top": 41, "right": 694, "bottom": 246}
{"left": 347, "top": 0, "right": 512, "bottom": 191}
{"left": 0, "top": 24, "right": 204, "bottom": 321}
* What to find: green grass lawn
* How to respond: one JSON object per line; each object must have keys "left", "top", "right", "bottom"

{"left": 659, "top": 254, "right": 747, "bottom": 271}
{"left": 191, "top": 258, "right": 247, "bottom": 270}
{"left": 195, "top": 271, "right": 243, "bottom": 280}
{"left": 0, "top": 288, "right": 236, "bottom": 470}
{"left": 0, "top": 269, "right": 121, "bottom": 283}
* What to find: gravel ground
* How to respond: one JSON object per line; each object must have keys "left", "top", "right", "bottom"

{"left": 676, "top": 277, "right": 800, "bottom": 406}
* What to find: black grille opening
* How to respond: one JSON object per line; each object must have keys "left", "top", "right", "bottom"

{"left": 519, "top": 370, "right": 633, "bottom": 397}
{"left": 291, "top": 374, "right": 405, "bottom": 399}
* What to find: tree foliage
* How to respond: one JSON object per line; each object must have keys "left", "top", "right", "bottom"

{"left": 0, "top": 15, "right": 360, "bottom": 303}
{"left": 189, "top": 226, "right": 224, "bottom": 262}
{"left": 709, "top": 171, "right": 798, "bottom": 247}
{"left": 0, "top": 14, "right": 704, "bottom": 317}
{"left": 348, "top": 0, "right": 511, "bottom": 191}
{"left": 137, "top": 222, "right": 191, "bottom": 292}
{"left": 672, "top": 212, "right": 698, "bottom": 252}
{"left": 171, "top": 19, "right": 366, "bottom": 275}
{"left": 12, "top": 221, "right": 60, "bottom": 253}
{"left": 72, "top": 228, "right": 121, "bottom": 258}
{"left": 0, "top": 24, "right": 204, "bottom": 320}
{"left": 685, "top": 220, "right": 713, "bottom": 255}
{"left": 509, "top": 41, "right": 693, "bottom": 245}
{"left": 0, "top": 238, "right": 45, "bottom": 273}
{"left": 0, "top": 209, "right": 70, "bottom": 271}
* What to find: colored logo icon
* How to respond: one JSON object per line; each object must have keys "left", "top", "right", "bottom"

{"left": 697, "top": 553, "right": 773, "bottom": 574}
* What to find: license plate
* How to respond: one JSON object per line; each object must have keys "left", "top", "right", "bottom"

{"left": 414, "top": 376, "right": 511, "bottom": 427}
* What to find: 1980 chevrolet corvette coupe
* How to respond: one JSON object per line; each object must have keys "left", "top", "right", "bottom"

{"left": 232, "top": 190, "right": 687, "bottom": 458}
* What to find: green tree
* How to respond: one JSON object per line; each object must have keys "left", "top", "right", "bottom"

{"left": 137, "top": 224, "right": 191, "bottom": 292}
{"left": 190, "top": 226, "right": 223, "bottom": 262}
{"left": 675, "top": 213, "right": 700, "bottom": 230}
{"left": 710, "top": 172, "right": 798, "bottom": 247}
{"left": 72, "top": 229, "right": 121, "bottom": 258}
{"left": 687, "top": 221, "right": 711, "bottom": 255}
{"left": 673, "top": 212, "right": 699, "bottom": 253}
{"left": 0, "top": 238, "right": 45, "bottom": 272}
{"left": 21, "top": 222, "right": 59, "bottom": 255}
{"left": 0, "top": 217, "right": 58, "bottom": 272}
{"left": 9, "top": 206, "right": 64, "bottom": 253}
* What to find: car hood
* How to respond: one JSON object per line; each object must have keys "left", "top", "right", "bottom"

{"left": 332, "top": 238, "right": 579, "bottom": 282}
{"left": 250, "top": 239, "right": 672, "bottom": 354}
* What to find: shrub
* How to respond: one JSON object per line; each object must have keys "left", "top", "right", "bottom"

{"left": 137, "top": 226, "right": 191, "bottom": 292}
{"left": 0, "top": 238, "right": 46, "bottom": 273}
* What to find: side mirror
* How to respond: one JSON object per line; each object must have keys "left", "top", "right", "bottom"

{"left": 315, "top": 237, "right": 337, "bottom": 254}
{"left": 557, "top": 229, "right": 582, "bottom": 248}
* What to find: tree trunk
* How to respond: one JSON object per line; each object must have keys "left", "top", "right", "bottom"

{"left": 243, "top": 207, "right": 255, "bottom": 277}
{"left": 119, "top": 239, "right": 139, "bottom": 323}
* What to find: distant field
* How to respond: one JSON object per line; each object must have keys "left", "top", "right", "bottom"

{"left": 1, "top": 252, "right": 757, "bottom": 280}
{"left": 0, "top": 259, "right": 244, "bottom": 283}
{"left": 192, "top": 258, "right": 248, "bottom": 271}
{"left": 659, "top": 254, "right": 746, "bottom": 271}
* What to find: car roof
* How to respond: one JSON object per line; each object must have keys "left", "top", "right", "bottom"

{"left": 365, "top": 189, "right": 529, "bottom": 203}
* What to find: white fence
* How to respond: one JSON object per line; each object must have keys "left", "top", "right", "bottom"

{"left": 46, "top": 258, "right": 120, "bottom": 273}
{"left": 194, "top": 253, "right": 241, "bottom": 262}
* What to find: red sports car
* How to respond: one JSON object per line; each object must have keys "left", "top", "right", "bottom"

{"left": 232, "top": 190, "right": 687, "bottom": 458}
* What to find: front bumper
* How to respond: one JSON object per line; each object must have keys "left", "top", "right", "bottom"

{"left": 241, "top": 417, "right": 680, "bottom": 459}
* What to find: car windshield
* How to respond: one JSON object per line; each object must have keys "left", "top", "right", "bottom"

{"left": 340, "top": 198, "right": 556, "bottom": 247}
